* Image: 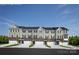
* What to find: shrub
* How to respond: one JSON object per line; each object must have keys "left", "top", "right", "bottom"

{"left": 0, "top": 36, "right": 9, "bottom": 44}
{"left": 68, "top": 36, "right": 79, "bottom": 46}
{"left": 44, "top": 41, "right": 51, "bottom": 48}
{"left": 29, "top": 41, "right": 35, "bottom": 48}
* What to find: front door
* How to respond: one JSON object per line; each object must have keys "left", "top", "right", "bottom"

{"left": 21, "top": 40, "right": 24, "bottom": 44}
{"left": 19, "top": 40, "right": 24, "bottom": 44}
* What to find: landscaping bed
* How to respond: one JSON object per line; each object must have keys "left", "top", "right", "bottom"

{"left": 0, "top": 36, "right": 9, "bottom": 44}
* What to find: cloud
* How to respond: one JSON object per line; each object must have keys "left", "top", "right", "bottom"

{"left": 0, "top": 22, "right": 12, "bottom": 27}
{"left": 63, "top": 18, "right": 79, "bottom": 36}
{"left": 0, "top": 17, "right": 16, "bottom": 26}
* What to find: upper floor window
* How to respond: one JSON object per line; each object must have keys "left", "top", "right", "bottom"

{"left": 65, "top": 30, "right": 67, "bottom": 33}
{"left": 15, "top": 29, "right": 17, "bottom": 32}
{"left": 45, "top": 30, "right": 49, "bottom": 33}
{"left": 60, "top": 31, "right": 61, "bottom": 33}
{"left": 22, "top": 35, "right": 26, "bottom": 39}
{"left": 51, "top": 30, "right": 55, "bottom": 33}
{"left": 57, "top": 30, "right": 61, "bottom": 34}
{"left": 18, "top": 29, "right": 19, "bottom": 32}
{"left": 22, "top": 29, "right": 26, "bottom": 33}
{"left": 33, "top": 35, "right": 37, "bottom": 39}
{"left": 12, "top": 29, "right": 15, "bottom": 32}
{"left": 45, "top": 36, "right": 49, "bottom": 39}
{"left": 28, "top": 35, "right": 32, "bottom": 38}
{"left": 28, "top": 30, "right": 32, "bottom": 33}
{"left": 57, "top": 30, "right": 59, "bottom": 33}
{"left": 57, "top": 36, "right": 60, "bottom": 39}
{"left": 64, "top": 34, "right": 68, "bottom": 38}
{"left": 34, "top": 30, "right": 37, "bottom": 33}
{"left": 11, "top": 29, "right": 18, "bottom": 32}
{"left": 63, "top": 30, "right": 67, "bottom": 34}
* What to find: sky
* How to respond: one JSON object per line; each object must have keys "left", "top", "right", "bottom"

{"left": 0, "top": 4, "right": 79, "bottom": 36}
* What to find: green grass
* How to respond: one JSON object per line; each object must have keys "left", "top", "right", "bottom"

{"left": 44, "top": 41, "right": 51, "bottom": 48}
{"left": 60, "top": 45, "right": 71, "bottom": 48}
{"left": 29, "top": 43, "right": 35, "bottom": 48}
{"left": 0, "top": 43, "right": 8, "bottom": 45}
{"left": 29, "top": 41, "right": 35, "bottom": 48}
{"left": 5, "top": 44, "right": 19, "bottom": 47}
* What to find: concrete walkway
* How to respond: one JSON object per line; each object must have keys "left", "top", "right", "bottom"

{"left": 9, "top": 41, "right": 72, "bottom": 49}
{"left": 0, "top": 41, "right": 79, "bottom": 49}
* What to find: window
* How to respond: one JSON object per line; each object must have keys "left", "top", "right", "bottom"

{"left": 33, "top": 35, "right": 37, "bottom": 39}
{"left": 18, "top": 29, "right": 19, "bottom": 32}
{"left": 64, "top": 30, "right": 67, "bottom": 33}
{"left": 28, "top": 30, "right": 32, "bottom": 33}
{"left": 65, "top": 30, "right": 67, "bottom": 33}
{"left": 39, "top": 30, "right": 42, "bottom": 33}
{"left": 28, "top": 35, "right": 32, "bottom": 38}
{"left": 45, "top": 36, "right": 49, "bottom": 39}
{"left": 57, "top": 31, "right": 59, "bottom": 33}
{"left": 64, "top": 34, "right": 68, "bottom": 38}
{"left": 45, "top": 30, "right": 49, "bottom": 33}
{"left": 60, "top": 31, "right": 61, "bottom": 33}
{"left": 51, "top": 30, "right": 55, "bottom": 33}
{"left": 58, "top": 36, "right": 59, "bottom": 39}
{"left": 12, "top": 29, "right": 17, "bottom": 32}
{"left": 62, "top": 36, "right": 63, "bottom": 39}
{"left": 22, "top": 29, "right": 26, "bottom": 33}
{"left": 15, "top": 29, "right": 17, "bottom": 32}
{"left": 12, "top": 29, "right": 14, "bottom": 32}
{"left": 51, "top": 36, "right": 53, "bottom": 39}
{"left": 22, "top": 35, "right": 26, "bottom": 39}
{"left": 34, "top": 30, "right": 37, "bottom": 33}
{"left": 39, "top": 36, "right": 43, "bottom": 39}
{"left": 57, "top": 30, "right": 61, "bottom": 34}
{"left": 60, "top": 36, "right": 62, "bottom": 39}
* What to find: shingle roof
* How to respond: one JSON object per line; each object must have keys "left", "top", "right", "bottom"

{"left": 60, "top": 27, "right": 69, "bottom": 31}
{"left": 16, "top": 26, "right": 68, "bottom": 30}
{"left": 17, "top": 26, "right": 39, "bottom": 29}
{"left": 43, "top": 27, "right": 68, "bottom": 30}
{"left": 42, "top": 27, "right": 58, "bottom": 30}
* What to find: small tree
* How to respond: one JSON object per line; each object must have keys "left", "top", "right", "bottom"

{"left": 0, "top": 36, "right": 9, "bottom": 44}
{"left": 69, "top": 36, "right": 79, "bottom": 46}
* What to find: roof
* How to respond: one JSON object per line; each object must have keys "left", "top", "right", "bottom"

{"left": 43, "top": 27, "right": 68, "bottom": 30}
{"left": 17, "top": 26, "right": 39, "bottom": 29}
{"left": 42, "top": 27, "right": 58, "bottom": 30}
{"left": 60, "top": 27, "right": 69, "bottom": 31}
{"left": 16, "top": 25, "right": 68, "bottom": 30}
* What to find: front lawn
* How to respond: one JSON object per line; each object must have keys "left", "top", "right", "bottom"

{"left": 5, "top": 43, "right": 19, "bottom": 47}
{"left": 60, "top": 45, "right": 71, "bottom": 48}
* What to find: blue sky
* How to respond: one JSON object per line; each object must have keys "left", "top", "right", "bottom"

{"left": 0, "top": 4, "right": 79, "bottom": 36}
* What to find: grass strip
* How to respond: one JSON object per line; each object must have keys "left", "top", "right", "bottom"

{"left": 60, "top": 45, "right": 71, "bottom": 48}
{"left": 29, "top": 41, "right": 35, "bottom": 48}
{"left": 44, "top": 41, "right": 51, "bottom": 48}
{"left": 5, "top": 44, "right": 19, "bottom": 47}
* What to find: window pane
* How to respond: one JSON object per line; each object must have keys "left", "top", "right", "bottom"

{"left": 28, "top": 30, "right": 32, "bottom": 33}
{"left": 22, "top": 29, "right": 26, "bottom": 33}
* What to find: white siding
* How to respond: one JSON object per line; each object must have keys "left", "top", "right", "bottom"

{"left": 9, "top": 26, "right": 68, "bottom": 41}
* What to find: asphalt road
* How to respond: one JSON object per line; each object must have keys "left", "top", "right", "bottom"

{"left": 0, "top": 48, "right": 79, "bottom": 55}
